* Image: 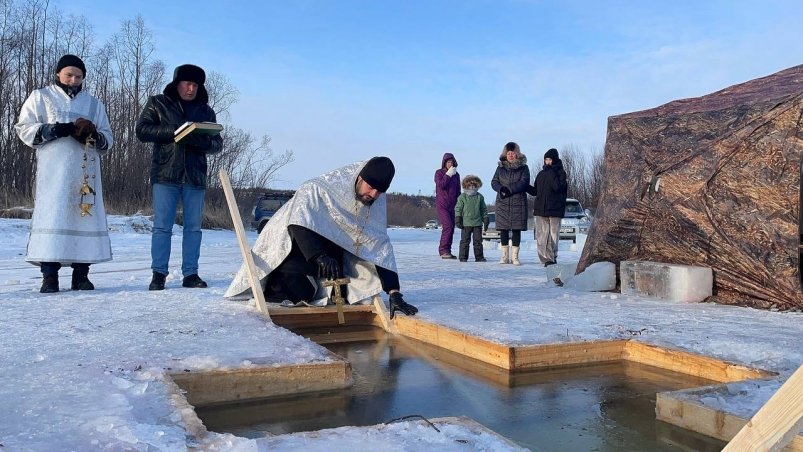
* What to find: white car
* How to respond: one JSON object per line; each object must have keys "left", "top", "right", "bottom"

{"left": 424, "top": 220, "right": 439, "bottom": 229}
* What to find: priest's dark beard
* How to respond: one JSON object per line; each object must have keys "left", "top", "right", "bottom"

{"left": 355, "top": 193, "right": 375, "bottom": 206}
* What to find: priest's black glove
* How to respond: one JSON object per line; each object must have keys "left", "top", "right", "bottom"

{"left": 499, "top": 186, "right": 511, "bottom": 198}
{"left": 52, "top": 122, "right": 76, "bottom": 138}
{"left": 314, "top": 253, "right": 341, "bottom": 280}
{"left": 455, "top": 216, "right": 463, "bottom": 229}
{"left": 389, "top": 292, "right": 418, "bottom": 319}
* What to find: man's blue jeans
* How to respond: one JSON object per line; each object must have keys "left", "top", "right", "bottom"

{"left": 151, "top": 183, "right": 205, "bottom": 277}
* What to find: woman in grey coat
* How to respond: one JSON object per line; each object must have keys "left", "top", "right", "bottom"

{"left": 491, "top": 142, "right": 530, "bottom": 265}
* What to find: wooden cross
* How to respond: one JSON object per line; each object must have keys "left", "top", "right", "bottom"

{"left": 322, "top": 277, "right": 351, "bottom": 324}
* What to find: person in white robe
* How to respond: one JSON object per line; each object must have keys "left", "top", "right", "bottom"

{"left": 225, "top": 157, "right": 418, "bottom": 318}
{"left": 15, "top": 54, "right": 113, "bottom": 293}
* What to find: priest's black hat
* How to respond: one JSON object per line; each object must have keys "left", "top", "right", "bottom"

{"left": 55, "top": 54, "right": 86, "bottom": 76}
{"left": 359, "top": 157, "right": 395, "bottom": 193}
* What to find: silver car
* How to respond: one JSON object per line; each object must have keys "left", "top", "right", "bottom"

{"left": 482, "top": 212, "right": 500, "bottom": 241}
{"left": 559, "top": 198, "right": 592, "bottom": 243}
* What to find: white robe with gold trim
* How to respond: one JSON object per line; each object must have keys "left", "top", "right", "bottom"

{"left": 15, "top": 85, "right": 114, "bottom": 265}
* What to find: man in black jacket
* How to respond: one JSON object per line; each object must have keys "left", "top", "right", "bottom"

{"left": 135, "top": 64, "right": 222, "bottom": 290}
{"left": 529, "top": 148, "right": 568, "bottom": 266}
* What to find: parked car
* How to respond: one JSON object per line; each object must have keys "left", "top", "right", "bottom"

{"left": 482, "top": 212, "right": 500, "bottom": 241}
{"left": 558, "top": 198, "right": 592, "bottom": 243}
{"left": 424, "top": 219, "right": 440, "bottom": 229}
{"left": 252, "top": 190, "right": 295, "bottom": 233}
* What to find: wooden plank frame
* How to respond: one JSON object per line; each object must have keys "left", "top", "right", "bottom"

{"left": 219, "top": 170, "right": 270, "bottom": 318}
{"left": 169, "top": 351, "right": 351, "bottom": 407}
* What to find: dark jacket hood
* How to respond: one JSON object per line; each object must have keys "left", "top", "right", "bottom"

{"left": 441, "top": 152, "right": 458, "bottom": 169}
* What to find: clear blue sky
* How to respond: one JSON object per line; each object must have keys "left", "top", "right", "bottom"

{"left": 61, "top": 0, "right": 803, "bottom": 197}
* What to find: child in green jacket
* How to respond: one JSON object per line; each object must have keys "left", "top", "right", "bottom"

{"left": 455, "top": 175, "right": 489, "bottom": 262}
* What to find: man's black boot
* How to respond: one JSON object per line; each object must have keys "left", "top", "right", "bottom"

{"left": 182, "top": 274, "right": 208, "bottom": 288}
{"left": 40, "top": 275, "right": 59, "bottom": 293}
{"left": 149, "top": 272, "right": 166, "bottom": 291}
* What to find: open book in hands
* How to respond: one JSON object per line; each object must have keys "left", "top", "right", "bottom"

{"left": 174, "top": 121, "right": 223, "bottom": 143}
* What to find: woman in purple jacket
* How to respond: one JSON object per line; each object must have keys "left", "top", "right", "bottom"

{"left": 434, "top": 153, "right": 460, "bottom": 258}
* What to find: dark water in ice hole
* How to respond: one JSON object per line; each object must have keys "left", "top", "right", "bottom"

{"left": 197, "top": 327, "right": 728, "bottom": 451}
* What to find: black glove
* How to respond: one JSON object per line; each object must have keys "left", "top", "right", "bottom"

{"left": 499, "top": 186, "right": 511, "bottom": 198}
{"left": 389, "top": 292, "right": 418, "bottom": 319}
{"left": 314, "top": 253, "right": 341, "bottom": 280}
{"left": 72, "top": 118, "right": 97, "bottom": 144}
{"left": 182, "top": 134, "right": 212, "bottom": 150}
{"left": 52, "top": 122, "right": 76, "bottom": 138}
{"left": 455, "top": 216, "right": 463, "bottom": 229}
{"left": 483, "top": 217, "right": 489, "bottom": 231}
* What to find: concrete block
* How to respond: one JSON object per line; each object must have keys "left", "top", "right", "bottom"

{"left": 620, "top": 260, "right": 713, "bottom": 302}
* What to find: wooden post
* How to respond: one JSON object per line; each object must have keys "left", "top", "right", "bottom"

{"left": 219, "top": 170, "right": 270, "bottom": 319}
{"left": 723, "top": 364, "right": 803, "bottom": 452}
{"left": 372, "top": 294, "right": 395, "bottom": 334}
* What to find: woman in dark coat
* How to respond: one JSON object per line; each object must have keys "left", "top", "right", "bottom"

{"left": 491, "top": 142, "right": 530, "bottom": 265}
{"left": 529, "top": 147, "right": 568, "bottom": 266}
{"left": 434, "top": 152, "right": 460, "bottom": 258}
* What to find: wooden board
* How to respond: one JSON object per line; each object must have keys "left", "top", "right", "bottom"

{"left": 512, "top": 340, "right": 626, "bottom": 370}
{"left": 626, "top": 341, "right": 773, "bottom": 382}
{"left": 657, "top": 389, "right": 803, "bottom": 451}
{"left": 169, "top": 354, "right": 351, "bottom": 407}
{"left": 724, "top": 364, "right": 803, "bottom": 451}
{"left": 372, "top": 294, "right": 394, "bottom": 333}
{"left": 393, "top": 316, "right": 512, "bottom": 369}
{"left": 219, "top": 170, "right": 270, "bottom": 317}
{"left": 268, "top": 305, "right": 378, "bottom": 330}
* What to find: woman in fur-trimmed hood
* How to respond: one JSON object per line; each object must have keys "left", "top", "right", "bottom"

{"left": 455, "top": 174, "right": 488, "bottom": 262}
{"left": 491, "top": 142, "right": 530, "bottom": 265}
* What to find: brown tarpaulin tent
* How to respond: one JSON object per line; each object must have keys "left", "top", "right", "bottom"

{"left": 577, "top": 65, "right": 803, "bottom": 310}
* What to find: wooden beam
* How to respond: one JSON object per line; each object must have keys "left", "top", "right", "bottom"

{"left": 219, "top": 170, "right": 270, "bottom": 318}
{"left": 723, "top": 365, "right": 803, "bottom": 452}
{"left": 268, "top": 305, "right": 377, "bottom": 330}
{"left": 625, "top": 341, "right": 773, "bottom": 382}
{"left": 393, "top": 316, "right": 511, "bottom": 369}
{"left": 512, "top": 340, "right": 626, "bottom": 370}
{"left": 372, "top": 294, "right": 394, "bottom": 333}
{"left": 169, "top": 355, "right": 351, "bottom": 406}
{"left": 657, "top": 390, "right": 754, "bottom": 443}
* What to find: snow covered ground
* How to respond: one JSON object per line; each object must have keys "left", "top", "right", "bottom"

{"left": 0, "top": 216, "right": 800, "bottom": 450}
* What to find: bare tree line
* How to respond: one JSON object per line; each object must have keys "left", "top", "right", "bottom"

{"left": 0, "top": 0, "right": 293, "bottom": 223}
